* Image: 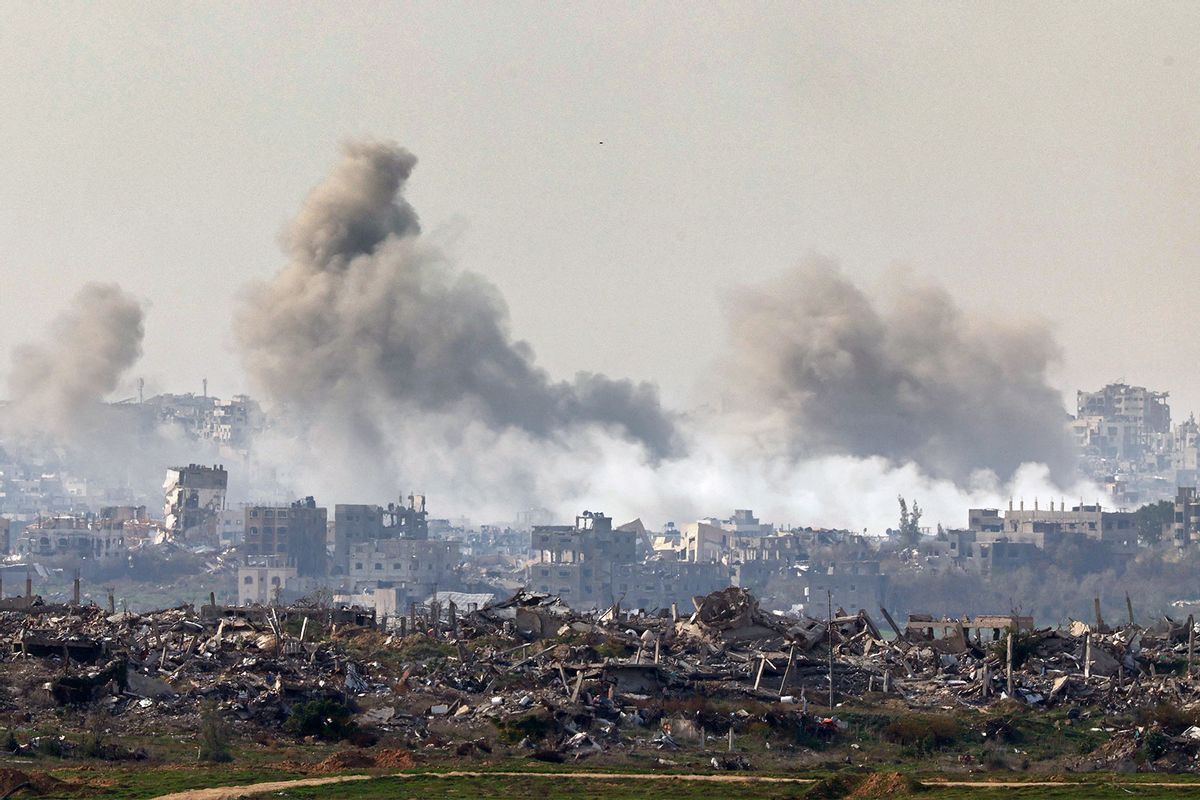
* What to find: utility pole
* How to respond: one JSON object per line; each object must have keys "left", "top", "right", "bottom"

{"left": 827, "top": 588, "right": 834, "bottom": 711}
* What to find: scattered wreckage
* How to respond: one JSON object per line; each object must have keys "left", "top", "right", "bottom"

{"left": 1, "top": 585, "right": 1199, "bottom": 769}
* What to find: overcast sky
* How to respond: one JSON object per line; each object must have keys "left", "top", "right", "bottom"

{"left": 1, "top": 3, "right": 1197, "bottom": 417}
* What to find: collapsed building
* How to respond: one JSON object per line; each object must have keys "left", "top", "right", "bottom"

{"left": 347, "top": 538, "right": 460, "bottom": 613}
{"left": 2, "top": 566, "right": 1200, "bottom": 778}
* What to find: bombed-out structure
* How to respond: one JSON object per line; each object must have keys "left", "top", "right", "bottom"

{"left": 241, "top": 497, "right": 327, "bottom": 577}
{"left": 163, "top": 464, "right": 228, "bottom": 543}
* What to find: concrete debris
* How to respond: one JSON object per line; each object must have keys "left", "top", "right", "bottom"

{"left": 0, "top": 586, "right": 1197, "bottom": 767}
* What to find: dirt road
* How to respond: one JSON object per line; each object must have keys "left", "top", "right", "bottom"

{"left": 148, "top": 774, "right": 372, "bottom": 800}
{"left": 148, "top": 769, "right": 1200, "bottom": 799}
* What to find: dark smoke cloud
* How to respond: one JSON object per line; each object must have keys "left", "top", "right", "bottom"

{"left": 235, "top": 140, "right": 681, "bottom": 471}
{"left": 5, "top": 282, "right": 144, "bottom": 442}
{"left": 725, "top": 257, "right": 1075, "bottom": 484}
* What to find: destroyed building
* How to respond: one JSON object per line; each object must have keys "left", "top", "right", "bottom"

{"left": 677, "top": 520, "right": 733, "bottom": 563}
{"left": 163, "top": 464, "right": 228, "bottom": 542}
{"left": 1172, "top": 486, "right": 1200, "bottom": 545}
{"left": 1075, "top": 383, "right": 1171, "bottom": 464}
{"left": 790, "top": 560, "right": 888, "bottom": 616}
{"left": 200, "top": 394, "right": 265, "bottom": 446}
{"left": 347, "top": 538, "right": 461, "bottom": 605}
{"left": 713, "top": 508, "right": 774, "bottom": 536}
{"left": 333, "top": 495, "right": 459, "bottom": 614}
{"left": 238, "top": 557, "right": 313, "bottom": 605}
{"left": 214, "top": 506, "right": 246, "bottom": 547}
{"left": 332, "top": 494, "right": 430, "bottom": 575}
{"left": 923, "top": 529, "right": 1041, "bottom": 575}
{"left": 528, "top": 511, "right": 636, "bottom": 610}
{"left": 241, "top": 497, "right": 327, "bottom": 577}
{"left": 968, "top": 500, "right": 1137, "bottom": 558}
{"left": 333, "top": 503, "right": 387, "bottom": 574}
{"left": 142, "top": 391, "right": 264, "bottom": 447}
{"left": 1071, "top": 382, "right": 1200, "bottom": 506}
{"left": 610, "top": 559, "right": 729, "bottom": 612}
{"left": 13, "top": 512, "right": 130, "bottom": 563}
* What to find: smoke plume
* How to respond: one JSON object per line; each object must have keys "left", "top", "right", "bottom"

{"left": 4, "top": 282, "right": 144, "bottom": 443}
{"left": 724, "top": 257, "right": 1076, "bottom": 484}
{"left": 235, "top": 140, "right": 681, "bottom": 487}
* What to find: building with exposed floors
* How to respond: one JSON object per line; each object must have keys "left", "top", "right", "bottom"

{"left": 242, "top": 497, "right": 327, "bottom": 577}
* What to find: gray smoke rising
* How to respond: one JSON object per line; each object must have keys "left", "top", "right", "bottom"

{"left": 4, "top": 282, "right": 144, "bottom": 443}
{"left": 235, "top": 140, "right": 681, "bottom": 483}
{"left": 724, "top": 256, "right": 1076, "bottom": 484}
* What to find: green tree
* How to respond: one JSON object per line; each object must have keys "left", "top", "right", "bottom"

{"left": 1135, "top": 500, "right": 1174, "bottom": 545}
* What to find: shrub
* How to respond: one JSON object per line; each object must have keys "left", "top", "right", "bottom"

{"left": 982, "top": 743, "right": 1010, "bottom": 771}
{"left": 393, "top": 635, "right": 455, "bottom": 663}
{"left": 881, "top": 713, "right": 961, "bottom": 751}
{"left": 81, "top": 733, "right": 106, "bottom": 759}
{"left": 495, "top": 712, "right": 551, "bottom": 744}
{"left": 1142, "top": 730, "right": 1169, "bottom": 761}
{"left": 1136, "top": 702, "right": 1200, "bottom": 736}
{"left": 32, "top": 737, "right": 64, "bottom": 758}
{"left": 284, "top": 699, "right": 358, "bottom": 742}
{"left": 593, "top": 640, "right": 631, "bottom": 660}
{"left": 988, "top": 628, "right": 1040, "bottom": 669}
{"left": 199, "top": 702, "right": 234, "bottom": 762}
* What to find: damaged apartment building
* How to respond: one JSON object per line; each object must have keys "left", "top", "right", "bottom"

{"left": 162, "top": 464, "right": 228, "bottom": 543}
{"left": 12, "top": 507, "right": 140, "bottom": 565}
{"left": 236, "top": 497, "right": 329, "bottom": 605}
{"left": 335, "top": 495, "right": 463, "bottom": 617}
{"left": 1071, "top": 382, "right": 1198, "bottom": 506}
{"left": 924, "top": 501, "right": 1138, "bottom": 574}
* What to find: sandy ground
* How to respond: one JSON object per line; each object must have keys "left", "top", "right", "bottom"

{"left": 148, "top": 774, "right": 373, "bottom": 800}
{"left": 147, "top": 769, "right": 1200, "bottom": 798}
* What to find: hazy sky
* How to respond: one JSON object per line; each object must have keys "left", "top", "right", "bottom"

{"left": 1, "top": 3, "right": 1197, "bottom": 416}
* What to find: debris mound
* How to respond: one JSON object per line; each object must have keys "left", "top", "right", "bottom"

{"left": 0, "top": 768, "right": 71, "bottom": 797}
{"left": 805, "top": 772, "right": 924, "bottom": 799}
{"left": 373, "top": 749, "right": 416, "bottom": 769}
{"left": 848, "top": 772, "right": 925, "bottom": 798}
{"left": 315, "top": 749, "right": 376, "bottom": 771}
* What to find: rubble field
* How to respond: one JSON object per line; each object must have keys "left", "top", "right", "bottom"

{"left": 2, "top": 587, "right": 1200, "bottom": 796}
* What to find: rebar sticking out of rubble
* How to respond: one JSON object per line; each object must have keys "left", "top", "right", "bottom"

{"left": 780, "top": 644, "right": 795, "bottom": 698}
{"left": 1189, "top": 615, "right": 1196, "bottom": 680}
{"left": 1006, "top": 631, "right": 1014, "bottom": 697}
{"left": 827, "top": 589, "right": 834, "bottom": 711}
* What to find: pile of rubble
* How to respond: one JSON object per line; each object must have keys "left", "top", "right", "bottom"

{"left": 883, "top": 607, "right": 1200, "bottom": 715}
{"left": 1, "top": 585, "right": 1198, "bottom": 767}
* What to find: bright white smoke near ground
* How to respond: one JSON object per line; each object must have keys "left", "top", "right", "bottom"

{"left": 233, "top": 140, "right": 1093, "bottom": 530}
{"left": 2, "top": 141, "right": 1100, "bottom": 531}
